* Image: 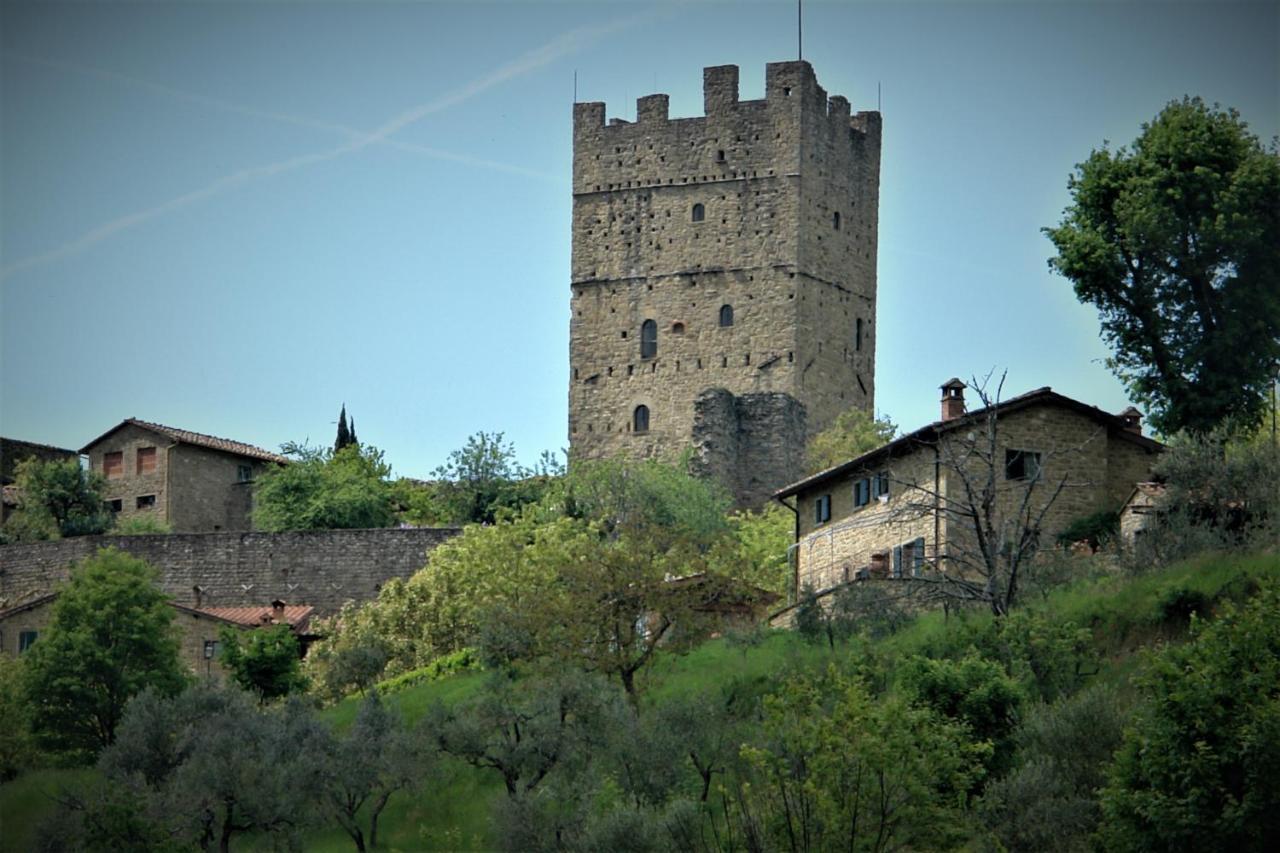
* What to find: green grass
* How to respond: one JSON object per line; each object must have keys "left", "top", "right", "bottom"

{"left": 4, "top": 550, "right": 1277, "bottom": 851}
{"left": 0, "top": 767, "right": 95, "bottom": 853}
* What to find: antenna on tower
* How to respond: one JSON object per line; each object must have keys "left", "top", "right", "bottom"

{"left": 878, "top": 81, "right": 881, "bottom": 112}
{"left": 573, "top": 70, "right": 578, "bottom": 103}
{"left": 798, "top": 0, "right": 803, "bottom": 60}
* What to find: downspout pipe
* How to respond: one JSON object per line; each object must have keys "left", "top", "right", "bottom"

{"left": 776, "top": 495, "right": 800, "bottom": 605}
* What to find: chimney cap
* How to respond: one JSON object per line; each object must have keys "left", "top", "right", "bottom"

{"left": 1119, "top": 406, "right": 1142, "bottom": 417}
{"left": 941, "top": 377, "right": 966, "bottom": 391}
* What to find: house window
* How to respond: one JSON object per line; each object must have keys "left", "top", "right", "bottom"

{"left": 640, "top": 319, "right": 657, "bottom": 359}
{"left": 106, "top": 499, "right": 123, "bottom": 513}
{"left": 136, "top": 447, "right": 156, "bottom": 475}
{"left": 815, "top": 494, "right": 832, "bottom": 525}
{"left": 876, "top": 472, "right": 891, "bottom": 498}
{"left": 103, "top": 451, "right": 123, "bottom": 479}
{"left": 633, "top": 405, "right": 650, "bottom": 433}
{"left": 203, "top": 640, "right": 221, "bottom": 660}
{"left": 719, "top": 304, "right": 734, "bottom": 327}
{"left": 136, "top": 494, "right": 157, "bottom": 510}
{"left": 237, "top": 464, "right": 253, "bottom": 483}
{"left": 691, "top": 203, "right": 705, "bottom": 222}
{"left": 18, "top": 631, "right": 38, "bottom": 653}
{"left": 854, "top": 478, "right": 871, "bottom": 507}
{"left": 1005, "top": 449, "right": 1042, "bottom": 481}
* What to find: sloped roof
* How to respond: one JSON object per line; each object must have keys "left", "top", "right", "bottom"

{"left": 0, "top": 592, "right": 58, "bottom": 620}
{"left": 775, "top": 387, "right": 1164, "bottom": 500}
{"left": 172, "top": 602, "right": 314, "bottom": 632}
{"left": 80, "top": 418, "right": 289, "bottom": 464}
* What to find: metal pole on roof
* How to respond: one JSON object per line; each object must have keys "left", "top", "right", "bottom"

{"left": 798, "top": 0, "right": 803, "bottom": 61}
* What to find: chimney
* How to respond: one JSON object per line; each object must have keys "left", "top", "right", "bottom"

{"left": 940, "top": 378, "right": 967, "bottom": 421}
{"left": 192, "top": 585, "right": 204, "bottom": 609}
{"left": 1119, "top": 407, "right": 1143, "bottom": 435}
{"left": 271, "top": 599, "right": 286, "bottom": 624}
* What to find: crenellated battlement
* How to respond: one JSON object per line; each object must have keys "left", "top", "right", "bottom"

{"left": 573, "top": 61, "right": 879, "bottom": 143}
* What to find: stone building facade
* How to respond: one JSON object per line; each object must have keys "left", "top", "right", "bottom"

{"left": 80, "top": 419, "right": 289, "bottom": 533}
{"left": 568, "top": 61, "right": 881, "bottom": 506}
{"left": 1, "top": 437, "right": 80, "bottom": 524}
{"left": 775, "top": 382, "right": 1162, "bottom": 599}
{"left": 0, "top": 592, "right": 315, "bottom": 681}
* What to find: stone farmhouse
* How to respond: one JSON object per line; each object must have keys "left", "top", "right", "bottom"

{"left": 0, "top": 592, "right": 315, "bottom": 680}
{"left": 81, "top": 418, "right": 289, "bottom": 533}
{"left": 569, "top": 61, "right": 881, "bottom": 507}
{"left": 774, "top": 380, "right": 1162, "bottom": 598}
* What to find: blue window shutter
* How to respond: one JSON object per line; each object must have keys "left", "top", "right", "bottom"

{"left": 913, "top": 537, "right": 925, "bottom": 575}
{"left": 892, "top": 546, "right": 902, "bottom": 578}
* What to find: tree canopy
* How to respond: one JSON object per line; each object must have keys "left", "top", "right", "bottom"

{"left": 219, "top": 624, "right": 308, "bottom": 702}
{"left": 252, "top": 443, "right": 395, "bottom": 531}
{"left": 1045, "top": 97, "right": 1280, "bottom": 435}
{"left": 805, "top": 407, "right": 897, "bottom": 473}
{"left": 1, "top": 456, "right": 111, "bottom": 542}
{"left": 22, "top": 548, "right": 187, "bottom": 759}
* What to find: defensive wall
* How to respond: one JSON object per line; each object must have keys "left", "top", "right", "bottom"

{"left": 0, "top": 527, "right": 460, "bottom": 617}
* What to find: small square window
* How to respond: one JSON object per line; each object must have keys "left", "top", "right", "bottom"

{"left": 854, "top": 478, "right": 871, "bottom": 507}
{"left": 237, "top": 465, "right": 253, "bottom": 483}
{"left": 103, "top": 451, "right": 123, "bottom": 479}
{"left": 876, "top": 473, "right": 891, "bottom": 498}
{"left": 137, "top": 447, "right": 157, "bottom": 475}
{"left": 136, "top": 494, "right": 157, "bottom": 510}
{"left": 106, "top": 499, "right": 123, "bottom": 513}
{"left": 18, "top": 631, "right": 38, "bottom": 653}
{"left": 1005, "top": 450, "right": 1042, "bottom": 481}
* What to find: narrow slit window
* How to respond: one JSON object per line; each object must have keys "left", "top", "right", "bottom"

{"left": 856, "top": 317, "right": 863, "bottom": 351}
{"left": 833, "top": 210, "right": 841, "bottom": 230}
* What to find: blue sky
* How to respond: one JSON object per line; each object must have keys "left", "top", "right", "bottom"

{"left": 2, "top": 0, "right": 1276, "bottom": 477}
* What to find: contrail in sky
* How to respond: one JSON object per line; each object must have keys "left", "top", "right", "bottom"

{"left": 1, "top": 14, "right": 643, "bottom": 282}
{"left": 2, "top": 53, "right": 556, "bottom": 180}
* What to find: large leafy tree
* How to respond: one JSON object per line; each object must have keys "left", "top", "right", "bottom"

{"left": 1045, "top": 97, "right": 1280, "bottom": 435}
{"left": 22, "top": 548, "right": 187, "bottom": 759}
{"left": 805, "top": 407, "right": 898, "bottom": 473}
{"left": 253, "top": 442, "right": 395, "bottom": 531}
{"left": 218, "top": 624, "right": 307, "bottom": 702}
{"left": 2, "top": 456, "right": 111, "bottom": 542}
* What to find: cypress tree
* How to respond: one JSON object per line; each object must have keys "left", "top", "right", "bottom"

{"left": 348, "top": 416, "right": 358, "bottom": 448}
{"left": 335, "top": 405, "right": 351, "bottom": 452}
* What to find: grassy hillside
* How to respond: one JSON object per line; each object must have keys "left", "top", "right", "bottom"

{"left": 3, "top": 550, "right": 1275, "bottom": 852}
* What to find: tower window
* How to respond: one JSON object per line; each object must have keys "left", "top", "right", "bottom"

{"left": 640, "top": 319, "right": 657, "bottom": 359}
{"left": 716, "top": 150, "right": 726, "bottom": 163}
{"left": 633, "top": 405, "right": 650, "bottom": 433}
{"left": 856, "top": 317, "right": 863, "bottom": 351}
{"left": 719, "top": 304, "right": 734, "bottom": 327}
{"left": 691, "top": 203, "right": 705, "bottom": 222}
{"left": 671, "top": 322, "right": 685, "bottom": 335}
{"left": 833, "top": 211, "right": 841, "bottom": 230}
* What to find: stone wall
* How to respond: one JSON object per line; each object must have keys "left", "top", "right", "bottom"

{"left": 691, "top": 387, "right": 808, "bottom": 507}
{"left": 0, "top": 527, "right": 460, "bottom": 616}
{"left": 568, "top": 61, "right": 881, "bottom": 506}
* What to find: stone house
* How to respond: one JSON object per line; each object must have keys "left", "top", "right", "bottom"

{"left": 0, "top": 593, "right": 314, "bottom": 680}
{"left": 1119, "top": 481, "right": 1167, "bottom": 544}
{"left": 774, "top": 381, "right": 1163, "bottom": 600}
{"left": 80, "top": 419, "right": 288, "bottom": 533}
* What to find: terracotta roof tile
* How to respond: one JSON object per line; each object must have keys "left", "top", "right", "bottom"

{"left": 81, "top": 419, "right": 289, "bottom": 464}
{"left": 193, "top": 604, "right": 315, "bottom": 630}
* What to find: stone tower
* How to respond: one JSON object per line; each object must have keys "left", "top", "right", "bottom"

{"left": 568, "top": 61, "right": 881, "bottom": 506}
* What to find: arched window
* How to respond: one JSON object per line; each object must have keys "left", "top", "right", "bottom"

{"left": 633, "top": 405, "right": 650, "bottom": 433}
{"left": 691, "top": 203, "right": 705, "bottom": 222}
{"left": 833, "top": 210, "right": 841, "bottom": 230}
{"left": 719, "top": 304, "right": 734, "bottom": 327}
{"left": 640, "top": 319, "right": 657, "bottom": 358}
{"left": 671, "top": 322, "right": 685, "bottom": 335}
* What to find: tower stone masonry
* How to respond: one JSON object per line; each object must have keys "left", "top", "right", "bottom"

{"left": 568, "top": 61, "right": 881, "bottom": 506}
